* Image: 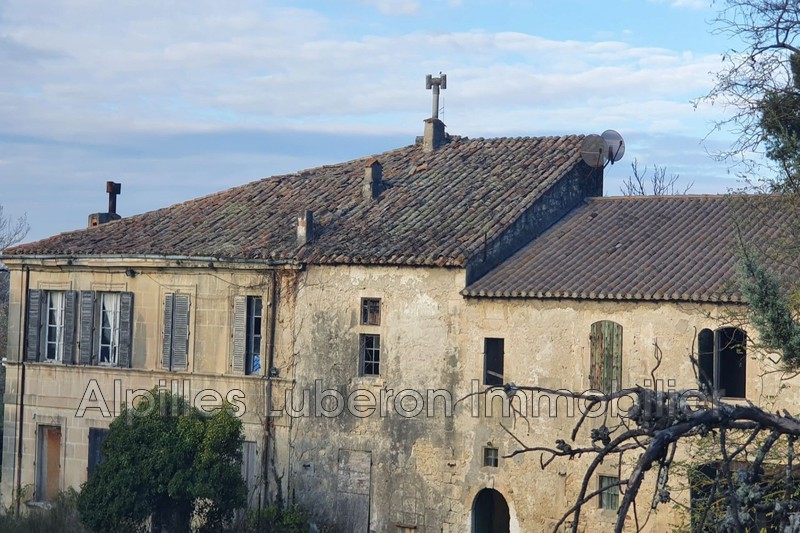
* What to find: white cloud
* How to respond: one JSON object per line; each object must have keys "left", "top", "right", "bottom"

{"left": 359, "top": 0, "right": 420, "bottom": 16}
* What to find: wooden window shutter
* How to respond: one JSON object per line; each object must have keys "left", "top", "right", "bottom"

{"left": 162, "top": 293, "right": 174, "bottom": 370}
{"left": 63, "top": 291, "right": 79, "bottom": 364}
{"left": 589, "top": 322, "right": 602, "bottom": 391}
{"left": 609, "top": 321, "right": 623, "bottom": 393}
{"left": 79, "top": 291, "right": 96, "bottom": 365}
{"left": 25, "top": 289, "right": 43, "bottom": 362}
{"left": 118, "top": 292, "right": 134, "bottom": 368}
{"left": 171, "top": 294, "right": 190, "bottom": 371}
{"left": 232, "top": 296, "right": 247, "bottom": 374}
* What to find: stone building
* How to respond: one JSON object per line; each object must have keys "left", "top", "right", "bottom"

{"left": 1, "top": 108, "right": 798, "bottom": 532}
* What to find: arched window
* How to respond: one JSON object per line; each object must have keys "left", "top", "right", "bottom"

{"left": 590, "top": 321, "right": 623, "bottom": 393}
{"left": 697, "top": 327, "right": 747, "bottom": 398}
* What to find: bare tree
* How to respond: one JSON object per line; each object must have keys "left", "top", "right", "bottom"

{"left": 620, "top": 159, "right": 693, "bottom": 196}
{"left": 0, "top": 205, "right": 29, "bottom": 252}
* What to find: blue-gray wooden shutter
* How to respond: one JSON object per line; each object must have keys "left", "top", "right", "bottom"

{"left": 25, "top": 289, "right": 43, "bottom": 362}
{"left": 172, "top": 294, "right": 190, "bottom": 371}
{"left": 63, "top": 291, "right": 79, "bottom": 364}
{"left": 162, "top": 293, "right": 174, "bottom": 370}
{"left": 232, "top": 296, "right": 247, "bottom": 374}
{"left": 80, "top": 291, "right": 96, "bottom": 365}
{"left": 118, "top": 292, "right": 134, "bottom": 368}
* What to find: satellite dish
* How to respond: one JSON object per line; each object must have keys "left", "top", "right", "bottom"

{"left": 580, "top": 134, "right": 608, "bottom": 168}
{"left": 601, "top": 129, "right": 625, "bottom": 163}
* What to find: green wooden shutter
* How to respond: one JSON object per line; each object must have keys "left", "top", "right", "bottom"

{"left": 118, "top": 292, "right": 134, "bottom": 368}
{"left": 63, "top": 291, "right": 79, "bottom": 364}
{"left": 591, "top": 321, "right": 622, "bottom": 393}
{"left": 232, "top": 296, "right": 247, "bottom": 374}
{"left": 589, "top": 322, "right": 603, "bottom": 390}
{"left": 79, "top": 291, "right": 95, "bottom": 365}
{"left": 609, "top": 322, "right": 623, "bottom": 393}
{"left": 162, "top": 294, "right": 174, "bottom": 370}
{"left": 172, "top": 294, "right": 190, "bottom": 371}
{"left": 25, "top": 289, "right": 43, "bottom": 362}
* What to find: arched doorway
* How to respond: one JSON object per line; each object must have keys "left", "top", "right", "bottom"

{"left": 472, "top": 488, "right": 510, "bottom": 533}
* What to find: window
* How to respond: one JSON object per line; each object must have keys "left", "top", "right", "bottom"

{"left": 26, "top": 289, "right": 78, "bottom": 364}
{"left": 483, "top": 338, "right": 504, "bottom": 386}
{"left": 44, "top": 291, "right": 66, "bottom": 362}
{"left": 360, "top": 334, "right": 380, "bottom": 376}
{"left": 590, "top": 321, "right": 623, "bottom": 393}
{"left": 698, "top": 327, "right": 747, "bottom": 398}
{"left": 36, "top": 425, "right": 61, "bottom": 502}
{"left": 80, "top": 291, "right": 134, "bottom": 368}
{"left": 97, "top": 293, "right": 120, "bottom": 365}
{"left": 598, "top": 475, "right": 619, "bottom": 510}
{"left": 246, "top": 297, "right": 263, "bottom": 374}
{"left": 483, "top": 447, "right": 499, "bottom": 467}
{"left": 88, "top": 428, "right": 110, "bottom": 477}
{"left": 162, "top": 293, "right": 190, "bottom": 372}
{"left": 361, "top": 298, "right": 381, "bottom": 325}
{"left": 232, "top": 296, "right": 264, "bottom": 375}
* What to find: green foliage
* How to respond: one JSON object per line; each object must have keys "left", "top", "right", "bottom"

{"left": 739, "top": 252, "right": 800, "bottom": 368}
{"left": 77, "top": 389, "right": 247, "bottom": 533}
{"left": 0, "top": 489, "right": 87, "bottom": 533}
{"left": 231, "top": 504, "right": 311, "bottom": 533}
{"left": 760, "top": 53, "right": 800, "bottom": 190}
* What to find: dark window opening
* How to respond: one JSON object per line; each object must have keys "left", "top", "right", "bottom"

{"left": 483, "top": 447, "right": 499, "bottom": 467}
{"left": 697, "top": 327, "right": 747, "bottom": 398}
{"left": 483, "top": 338, "right": 504, "bottom": 386}
{"left": 246, "top": 296, "right": 263, "bottom": 375}
{"left": 361, "top": 298, "right": 381, "bottom": 325}
{"left": 88, "top": 428, "right": 110, "bottom": 477}
{"left": 598, "top": 475, "right": 620, "bottom": 510}
{"left": 360, "top": 334, "right": 381, "bottom": 376}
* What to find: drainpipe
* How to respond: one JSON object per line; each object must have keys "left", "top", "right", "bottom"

{"left": 14, "top": 265, "right": 29, "bottom": 515}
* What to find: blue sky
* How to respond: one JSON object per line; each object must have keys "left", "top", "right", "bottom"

{"left": 1, "top": 0, "right": 749, "bottom": 242}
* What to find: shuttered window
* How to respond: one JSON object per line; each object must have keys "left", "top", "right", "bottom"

{"left": 589, "top": 321, "right": 623, "bottom": 394}
{"left": 25, "top": 289, "right": 78, "bottom": 364}
{"left": 78, "top": 291, "right": 134, "bottom": 367}
{"left": 232, "top": 296, "right": 263, "bottom": 375}
{"left": 163, "top": 293, "right": 190, "bottom": 371}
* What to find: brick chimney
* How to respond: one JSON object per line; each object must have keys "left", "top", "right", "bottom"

{"left": 88, "top": 181, "right": 122, "bottom": 228}
{"left": 363, "top": 159, "right": 383, "bottom": 200}
{"left": 297, "top": 210, "right": 314, "bottom": 246}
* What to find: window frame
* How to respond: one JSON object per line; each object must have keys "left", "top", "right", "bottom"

{"left": 359, "top": 333, "right": 381, "bottom": 376}
{"left": 698, "top": 327, "right": 747, "bottom": 399}
{"left": 97, "top": 292, "right": 121, "bottom": 366}
{"left": 44, "top": 291, "right": 66, "bottom": 362}
{"left": 483, "top": 338, "right": 504, "bottom": 386}
{"left": 360, "top": 298, "right": 381, "bottom": 326}
{"left": 245, "top": 296, "right": 263, "bottom": 375}
{"left": 598, "top": 475, "right": 620, "bottom": 510}
{"left": 483, "top": 446, "right": 499, "bottom": 468}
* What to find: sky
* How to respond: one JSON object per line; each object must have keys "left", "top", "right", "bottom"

{"left": 0, "top": 0, "right": 752, "bottom": 243}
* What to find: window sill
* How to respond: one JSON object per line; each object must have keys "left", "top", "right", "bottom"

{"left": 350, "top": 376, "right": 384, "bottom": 388}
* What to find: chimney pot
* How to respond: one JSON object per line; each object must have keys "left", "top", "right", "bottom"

{"left": 363, "top": 159, "right": 383, "bottom": 200}
{"left": 297, "top": 210, "right": 314, "bottom": 246}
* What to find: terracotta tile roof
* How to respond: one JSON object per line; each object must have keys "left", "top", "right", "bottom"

{"left": 5, "top": 135, "right": 587, "bottom": 266}
{"left": 463, "top": 195, "right": 800, "bottom": 302}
